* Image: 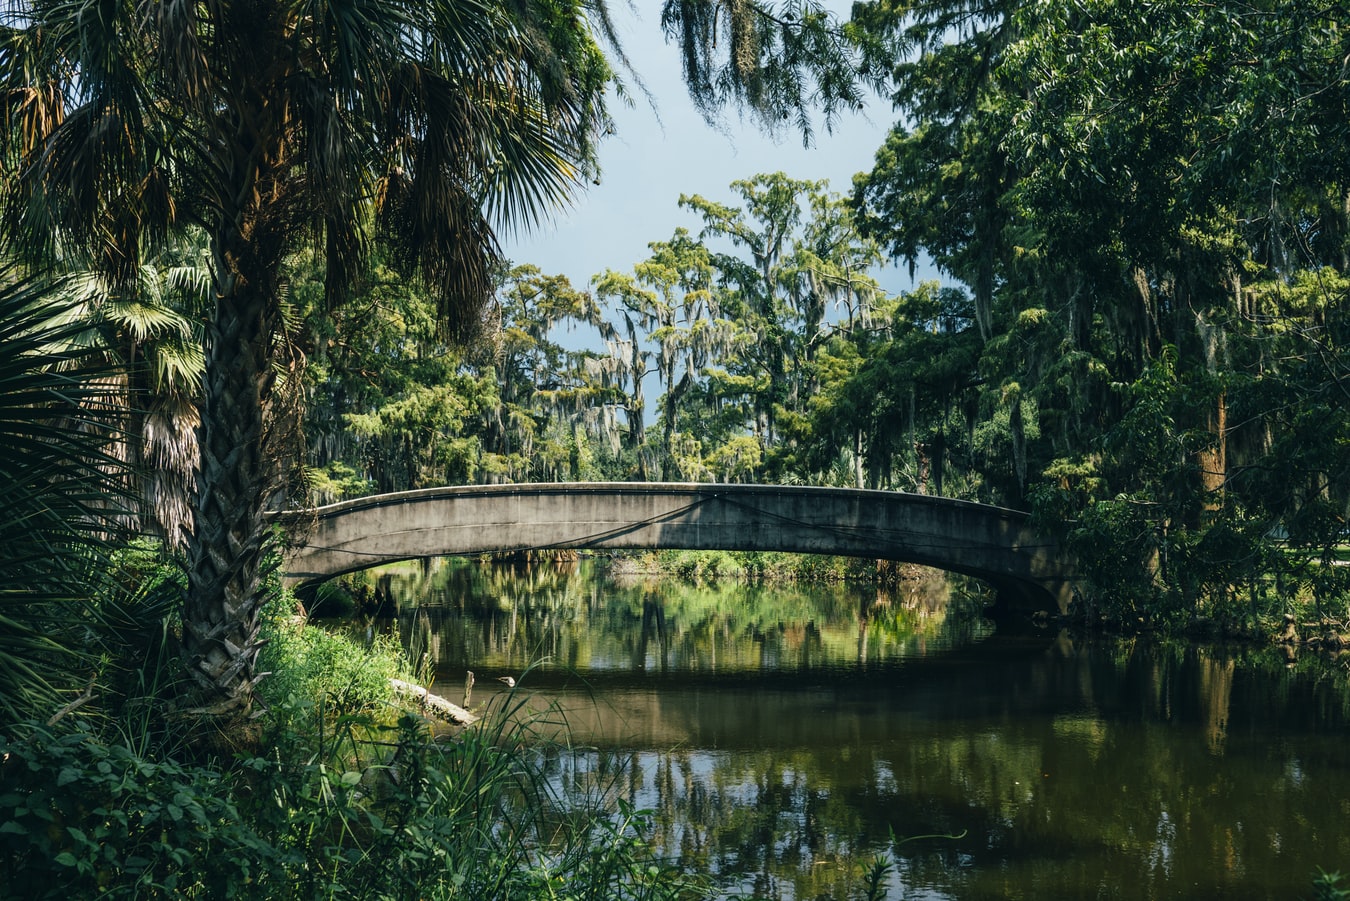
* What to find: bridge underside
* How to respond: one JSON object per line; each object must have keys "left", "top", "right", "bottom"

{"left": 279, "top": 483, "right": 1076, "bottom": 614}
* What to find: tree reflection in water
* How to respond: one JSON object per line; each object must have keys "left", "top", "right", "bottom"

{"left": 345, "top": 558, "right": 1350, "bottom": 901}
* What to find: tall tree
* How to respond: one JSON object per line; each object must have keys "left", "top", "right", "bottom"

{"left": 56, "top": 240, "right": 209, "bottom": 548}
{"left": 595, "top": 229, "right": 732, "bottom": 476}
{"left": 850, "top": 0, "right": 1350, "bottom": 613}
{"left": 484, "top": 264, "right": 618, "bottom": 480}
{"left": 682, "top": 173, "right": 884, "bottom": 452}
{"left": 1, "top": 0, "right": 612, "bottom": 719}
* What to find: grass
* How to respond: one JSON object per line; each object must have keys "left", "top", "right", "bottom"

{"left": 0, "top": 591, "right": 710, "bottom": 901}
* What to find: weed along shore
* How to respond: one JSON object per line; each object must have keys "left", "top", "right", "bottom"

{"left": 0, "top": 584, "right": 708, "bottom": 900}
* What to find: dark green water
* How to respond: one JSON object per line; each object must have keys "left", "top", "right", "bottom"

{"left": 361, "top": 558, "right": 1350, "bottom": 900}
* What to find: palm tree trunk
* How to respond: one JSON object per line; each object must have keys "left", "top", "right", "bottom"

{"left": 182, "top": 257, "right": 280, "bottom": 716}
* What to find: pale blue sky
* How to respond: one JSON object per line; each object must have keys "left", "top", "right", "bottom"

{"left": 502, "top": 5, "right": 939, "bottom": 297}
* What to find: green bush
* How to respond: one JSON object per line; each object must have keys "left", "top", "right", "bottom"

{"left": 257, "top": 611, "right": 405, "bottom": 734}
{"left": 1313, "top": 871, "right": 1350, "bottom": 901}
{"left": 0, "top": 603, "right": 707, "bottom": 901}
{"left": 0, "top": 707, "right": 706, "bottom": 900}
{"left": 0, "top": 725, "right": 286, "bottom": 899}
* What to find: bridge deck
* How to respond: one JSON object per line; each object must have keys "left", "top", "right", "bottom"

{"left": 278, "top": 483, "right": 1076, "bottom": 613}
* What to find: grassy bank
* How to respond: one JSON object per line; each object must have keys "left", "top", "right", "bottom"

{"left": 0, "top": 588, "right": 708, "bottom": 901}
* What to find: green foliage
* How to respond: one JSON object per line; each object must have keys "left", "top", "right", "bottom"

{"left": 648, "top": 549, "right": 894, "bottom": 585}
{"left": 1313, "top": 871, "right": 1350, "bottom": 901}
{"left": 299, "top": 260, "right": 631, "bottom": 493}
{"left": 0, "top": 612, "right": 708, "bottom": 900}
{"left": 800, "top": 281, "right": 982, "bottom": 493}
{"left": 0, "top": 711, "right": 706, "bottom": 900}
{"left": 56, "top": 235, "right": 210, "bottom": 549}
{"left": 857, "top": 852, "right": 893, "bottom": 901}
{"left": 306, "top": 462, "right": 375, "bottom": 505}
{"left": 256, "top": 614, "right": 408, "bottom": 742}
{"left": 0, "top": 269, "right": 138, "bottom": 729}
{"left": 0, "top": 725, "right": 282, "bottom": 899}
{"left": 659, "top": 1, "right": 879, "bottom": 140}
{"left": 300, "top": 172, "right": 892, "bottom": 491}
{"left": 837, "top": 0, "right": 1350, "bottom": 625}
{"left": 655, "top": 550, "right": 747, "bottom": 582}
{"left": 91, "top": 544, "right": 192, "bottom": 755}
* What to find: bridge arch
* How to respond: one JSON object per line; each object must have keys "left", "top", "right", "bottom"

{"left": 279, "top": 483, "right": 1077, "bottom": 613}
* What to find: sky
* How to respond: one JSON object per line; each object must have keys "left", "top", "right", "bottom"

{"left": 501, "top": 5, "right": 940, "bottom": 298}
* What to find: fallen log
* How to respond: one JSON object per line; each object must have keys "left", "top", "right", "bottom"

{"left": 390, "top": 678, "right": 478, "bottom": 726}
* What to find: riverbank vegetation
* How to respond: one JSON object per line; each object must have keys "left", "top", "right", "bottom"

{"left": 2, "top": 596, "right": 707, "bottom": 900}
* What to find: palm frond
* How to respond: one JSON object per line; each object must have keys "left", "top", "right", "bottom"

{"left": 149, "top": 341, "right": 205, "bottom": 393}
{"left": 0, "top": 266, "right": 131, "bottom": 729}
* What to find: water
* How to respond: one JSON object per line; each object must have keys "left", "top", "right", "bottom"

{"left": 356, "top": 558, "right": 1350, "bottom": 900}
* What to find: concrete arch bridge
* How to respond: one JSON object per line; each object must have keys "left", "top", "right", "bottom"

{"left": 279, "top": 483, "right": 1077, "bottom": 614}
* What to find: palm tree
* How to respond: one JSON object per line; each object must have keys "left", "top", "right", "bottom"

{"left": 1, "top": 0, "right": 613, "bottom": 720}
{"left": 54, "top": 238, "right": 209, "bottom": 549}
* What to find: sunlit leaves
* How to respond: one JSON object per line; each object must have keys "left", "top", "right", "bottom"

{"left": 660, "top": 0, "right": 881, "bottom": 142}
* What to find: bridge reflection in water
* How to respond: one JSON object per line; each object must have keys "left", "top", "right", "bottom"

{"left": 280, "top": 483, "right": 1076, "bottom": 614}
{"left": 357, "top": 561, "right": 1350, "bottom": 901}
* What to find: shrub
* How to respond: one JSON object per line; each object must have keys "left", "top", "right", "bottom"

{"left": 0, "top": 602, "right": 707, "bottom": 900}
{"left": 0, "top": 705, "right": 706, "bottom": 900}
{"left": 0, "top": 725, "right": 286, "bottom": 899}
{"left": 257, "top": 612, "right": 405, "bottom": 724}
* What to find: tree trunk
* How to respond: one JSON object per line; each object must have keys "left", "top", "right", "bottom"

{"left": 853, "top": 428, "right": 865, "bottom": 489}
{"left": 182, "top": 250, "right": 281, "bottom": 718}
{"left": 1195, "top": 310, "right": 1227, "bottom": 511}
{"left": 1197, "top": 390, "right": 1227, "bottom": 509}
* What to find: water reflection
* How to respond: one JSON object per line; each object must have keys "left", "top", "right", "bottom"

{"left": 355, "top": 558, "right": 1350, "bottom": 901}
{"left": 370, "top": 557, "right": 980, "bottom": 684}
